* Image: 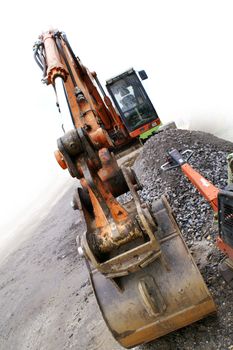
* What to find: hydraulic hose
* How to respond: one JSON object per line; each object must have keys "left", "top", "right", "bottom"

{"left": 33, "top": 47, "right": 43, "bottom": 71}
{"left": 55, "top": 35, "right": 77, "bottom": 88}
{"left": 61, "top": 33, "right": 81, "bottom": 71}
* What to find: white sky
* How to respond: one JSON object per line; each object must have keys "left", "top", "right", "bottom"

{"left": 1, "top": 0, "right": 233, "bottom": 236}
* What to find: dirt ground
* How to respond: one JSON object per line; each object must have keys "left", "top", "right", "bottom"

{"left": 1, "top": 130, "right": 233, "bottom": 350}
{"left": 0, "top": 186, "right": 128, "bottom": 350}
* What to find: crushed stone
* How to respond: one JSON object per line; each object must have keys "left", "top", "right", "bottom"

{"left": 132, "top": 129, "right": 233, "bottom": 350}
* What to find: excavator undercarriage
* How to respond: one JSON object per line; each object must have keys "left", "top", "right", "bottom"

{"left": 34, "top": 30, "right": 216, "bottom": 347}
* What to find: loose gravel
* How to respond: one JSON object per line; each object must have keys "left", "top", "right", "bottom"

{"left": 132, "top": 129, "right": 233, "bottom": 350}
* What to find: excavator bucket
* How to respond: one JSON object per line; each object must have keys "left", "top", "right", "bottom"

{"left": 88, "top": 196, "right": 216, "bottom": 348}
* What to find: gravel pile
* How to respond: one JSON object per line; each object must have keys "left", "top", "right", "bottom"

{"left": 131, "top": 129, "right": 233, "bottom": 350}
{"left": 134, "top": 129, "right": 232, "bottom": 245}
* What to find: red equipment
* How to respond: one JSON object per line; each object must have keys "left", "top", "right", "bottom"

{"left": 162, "top": 148, "right": 233, "bottom": 285}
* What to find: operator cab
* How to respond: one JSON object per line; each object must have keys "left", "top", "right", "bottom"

{"left": 106, "top": 68, "right": 161, "bottom": 137}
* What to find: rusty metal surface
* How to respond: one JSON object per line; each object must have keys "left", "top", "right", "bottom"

{"left": 40, "top": 32, "right": 68, "bottom": 84}
{"left": 80, "top": 165, "right": 163, "bottom": 277}
{"left": 81, "top": 197, "right": 162, "bottom": 277}
{"left": 219, "top": 258, "right": 233, "bottom": 287}
{"left": 89, "top": 197, "right": 216, "bottom": 348}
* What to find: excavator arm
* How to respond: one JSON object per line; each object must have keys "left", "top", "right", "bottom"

{"left": 34, "top": 30, "right": 215, "bottom": 348}
{"left": 34, "top": 29, "right": 161, "bottom": 272}
{"left": 34, "top": 31, "right": 128, "bottom": 143}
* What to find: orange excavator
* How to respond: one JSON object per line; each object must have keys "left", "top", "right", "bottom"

{"left": 34, "top": 30, "right": 216, "bottom": 348}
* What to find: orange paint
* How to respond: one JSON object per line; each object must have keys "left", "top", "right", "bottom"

{"left": 181, "top": 163, "right": 219, "bottom": 212}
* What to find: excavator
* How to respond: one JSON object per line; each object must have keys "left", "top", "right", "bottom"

{"left": 33, "top": 30, "right": 216, "bottom": 348}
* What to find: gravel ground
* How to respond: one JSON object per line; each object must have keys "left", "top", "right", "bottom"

{"left": 134, "top": 129, "right": 233, "bottom": 350}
